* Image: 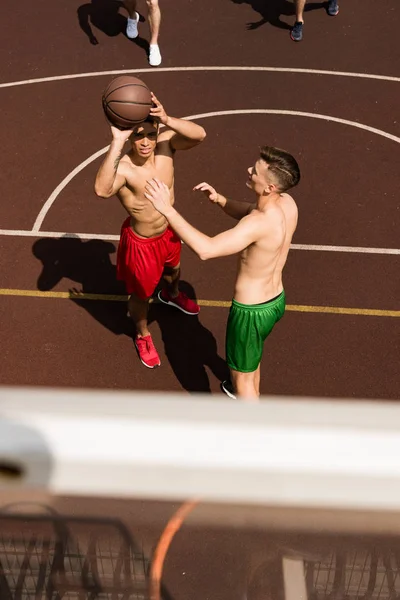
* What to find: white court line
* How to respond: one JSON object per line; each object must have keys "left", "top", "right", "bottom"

{"left": 290, "top": 244, "right": 400, "bottom": 255}
{"left": 32, "top": 109, "right": 400, "bottom": 235}
{"left": 0, "top": 230, "right": 119, "bottom": 241}
{"left": 31, "top": 147, "right": 108, "bottom": 233}
{"left": 0, "top": 66, "right": 400, "bottom": 89}
{"left": 1, "top": 229, "right": 399, "bottom": 255}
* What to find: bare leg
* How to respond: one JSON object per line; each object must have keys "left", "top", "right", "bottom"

{"left": 129, "top": 293, "right": 161, "bottom": 367}
{"left": 123, "top": 0, "right": 138, "bottom": 19}
{"left": 128, "top": 293, "right": 151, "bottom": 337}
{"left": 290, "top": 0, "right": 306, "bottom": 41}
{"left": 162, "top": 264, "right": 180, "bottom": 298}
{"left": 124, "top": 0, "right": 140, "bottom": 38}
{"left": 254, "top": 364, "right": 261, "bottom": 397}
{"left": 231, "top": 369, "right": 260, "bottom": 402}
{"left": 294, "top": 0, "right": 306, "bottom": 22}
{"left": 146, "top": 0, "right": 161, "bottom": 45}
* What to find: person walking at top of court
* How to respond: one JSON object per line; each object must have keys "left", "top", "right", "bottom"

{"left": 291, "top": 0, "right": 339, "bottom": 42}
{"left": 144, "top": 146, "right": 300, "bottom": 401}
{"left": 123, "top": 0, "right": 162, "bottom": 66}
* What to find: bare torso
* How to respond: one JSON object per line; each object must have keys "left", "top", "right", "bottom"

{"left": 117, "top": 135, "right": 175, "bottom": 238}
{"left": 234, "top": 193, "right": 298, "bottom": 304}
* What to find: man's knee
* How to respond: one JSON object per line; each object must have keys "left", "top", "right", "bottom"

{"left": 128, "top": 293, "right": 151, "bottom": 308}
{"left": 163, "top": 263, "right": 180, "bottom": 277}
{"left": 146, "top": 0, "right": 159, "bottom": 10}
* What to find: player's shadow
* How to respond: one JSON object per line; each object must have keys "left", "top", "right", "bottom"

{"left": 230, "top": 0, "right": 327, "bottom": 30}
{"left": 77, "top": 0, "right": 149, "bottom": 55}
{"left": 149, "top": 281, "right": 230, "bottom": 394}
{"left": 32, "top": 237, "right": 229, "bottom": 393}
{"left": 32, "top": 235, "right": 133, "bottom": 337}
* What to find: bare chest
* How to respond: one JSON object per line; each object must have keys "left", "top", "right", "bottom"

{"left": 128, "top": 154, "right": 174, "bottom": 188}
{"left": 118, "top": 156, "right": 175, "bottom": 216}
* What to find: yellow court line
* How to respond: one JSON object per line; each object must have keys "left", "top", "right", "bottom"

{"left": 0, "top": 288, "right": 399, "bottom": 318}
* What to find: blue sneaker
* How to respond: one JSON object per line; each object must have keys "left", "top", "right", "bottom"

{"left": 290, "top": 21, "right": 303, "bottom": 42}
{"left": 327, "top": 0, "right": 339, "bottom": 16}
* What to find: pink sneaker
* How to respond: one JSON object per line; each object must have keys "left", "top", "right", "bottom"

{"left": 134, "top": 335, "right": 161, "bottom": 368}
{"left": 158, "top": 290, "right": 200, "bottom": 315}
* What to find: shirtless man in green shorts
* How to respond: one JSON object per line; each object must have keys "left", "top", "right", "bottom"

{"left": 144, "top": 146, "right": 300, "bottom": 400}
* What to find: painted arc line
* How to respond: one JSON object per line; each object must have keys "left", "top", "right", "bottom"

{"left": 32, "top": 146, "right": 108, "bottom": 232}
{"left": 0, "top": 229, "right": 399, "bottom": 255}
{"left": 32, "top": 108, "right": 400, "bottom": 232}
{"left": 1, "top": 66, "right": 400, "bottom": 89}
{"left": 0, "top": 288, "right": 398, "bottom": 317}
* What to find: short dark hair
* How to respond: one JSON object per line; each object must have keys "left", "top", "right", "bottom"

{"left": 131, "top": 117, "right": 159, "bottom": 133}
{"left": 260, "top": 146, "right": 300, "bottom": 192}
{"left": 143, "top": 115, "right": 159, "bottom": 128}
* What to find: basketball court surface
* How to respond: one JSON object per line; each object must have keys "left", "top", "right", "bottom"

{"left": 0, "top": 0, "right": 399, "bottom": 398}
{"left": 0, "top": 0, "right": 399, "bottom": 598}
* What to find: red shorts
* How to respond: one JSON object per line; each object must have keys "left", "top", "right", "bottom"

{"left": 116, "top": 217, "right": 181, "bottom": 299}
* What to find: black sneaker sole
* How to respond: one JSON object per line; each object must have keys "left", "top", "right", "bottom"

{"left": 221, "top": 381, "right": 236, "bottom": 399}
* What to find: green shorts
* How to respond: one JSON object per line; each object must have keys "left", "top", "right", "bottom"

{"left": 225, "top": 291, "right": 286, "bottom": 373}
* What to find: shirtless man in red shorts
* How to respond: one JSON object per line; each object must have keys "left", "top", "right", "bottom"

{"left": 94, "top": 94, "right": 206, "bottom": 368}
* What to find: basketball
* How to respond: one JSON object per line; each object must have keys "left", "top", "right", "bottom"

{"left": 102, "top": 75, "right": 152, "bottom": 129}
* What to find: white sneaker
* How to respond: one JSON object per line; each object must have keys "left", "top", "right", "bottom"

{"left": 149, "top": 44, "right": 162, "bottom": 67}
{"left": 126, "top": 12, "right": 139, "bottom": 39}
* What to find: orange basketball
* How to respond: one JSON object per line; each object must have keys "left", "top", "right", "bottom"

{"left": 102, "top": 75, "right": 152, "bottom": 129}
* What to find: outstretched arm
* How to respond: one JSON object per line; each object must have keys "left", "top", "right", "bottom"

{"left": 151, "top": 93, "right": 206, "bottom": 151}
{"left": 94, "top": 126, "right": 131, "bottom": 198}
{"left": 145, "top": 179, "right": 262, "bottom": 260}
{"left": 193, "top": 182, "right": 255, "bottom": 220}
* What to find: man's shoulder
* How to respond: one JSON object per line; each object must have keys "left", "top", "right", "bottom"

{"left": 157, "top": 128, "right": 174, "bottom": 141}
{"left": 258, "top": 204, "right": 284, "bottom": 224}
{"left": 240, "top": 209, "right": 276, "bottom": 242}
{"left": 280, "top": 192, "right": 298, "bottom": 212}
{"left": 156, "top": 130, "right": 175, "bottom": 155}
{"left": 118, "top": 154, "right": 133, "bottom": 171}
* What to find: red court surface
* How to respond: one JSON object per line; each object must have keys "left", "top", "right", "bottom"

{"left": 0, "top": 2, "right": 400, "bottom": 598}
{"left": 0, "top": 0, "right": 399, "bottom": 399}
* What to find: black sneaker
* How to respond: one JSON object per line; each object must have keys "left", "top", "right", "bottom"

{"left": 290, "top": 21, "right": 304, "bottom": 42}
{"left": 327, "top": 0, "right": 339, "bottom": 16}
{"left": 221, "top": 380, "right": 236, "bottom": 399}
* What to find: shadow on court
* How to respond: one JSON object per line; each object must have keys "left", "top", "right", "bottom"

{"left": 230, "top": 0, "right": 327, "bottom": 30}
{"left": 32, "top": 235, "right": 131, "bottom": 337}
{"left": 149, "top": 281, "right": 230, "bottom": 394}
{"left": 77, "top": 0, "right": 149, "bottom": 56}
{"left": 32, "top": 236, "right": 228, "bottom": 393}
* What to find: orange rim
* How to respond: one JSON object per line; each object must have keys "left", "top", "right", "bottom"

{"left": 149, "top": 499, "right": 199, "bottom": 600}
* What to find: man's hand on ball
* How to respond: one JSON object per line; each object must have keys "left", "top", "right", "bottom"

{"left": 110, "top": 124, "right": 134, "bottom": 143}
{"left": 149, "top": 93, "right": 168, "bottom": 125}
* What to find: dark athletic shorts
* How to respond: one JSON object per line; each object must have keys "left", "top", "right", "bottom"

{"left": 225, "top": 291, "right": 286, "bottom": 373}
